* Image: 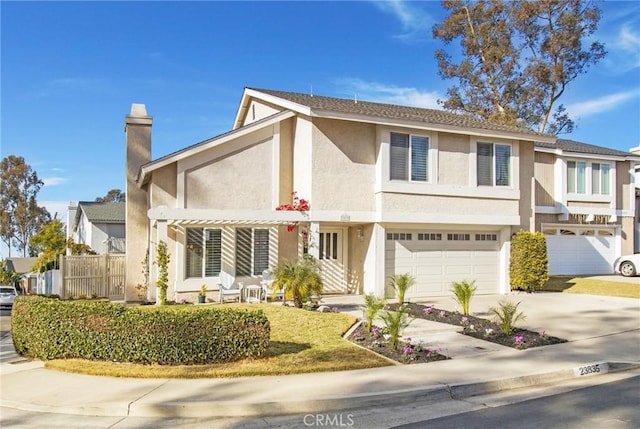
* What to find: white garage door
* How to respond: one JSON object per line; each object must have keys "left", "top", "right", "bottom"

{"left": 544, "top": 226, "right": 617, "bottom": 275}
{"left": 385, "top": 230, "right": 500, "bottom": 298}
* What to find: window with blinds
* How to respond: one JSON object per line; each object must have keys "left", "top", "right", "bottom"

{"left": 390, "top": 132, "right": 429, "bottom": 182}
{"left": 477, "top": 142, "right": 511, "bottom": 187}
{"left": 236, "top": 228, "right": 270, "bottom": 276}
{"left": 204, "top": 229, "right": 221, "bottom": 276}
{"left": 186, "top": 228, "right": 221, "bottom": 278}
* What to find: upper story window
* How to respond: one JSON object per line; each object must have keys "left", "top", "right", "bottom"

{"left": 186, "top": 228, "right": 222, "bottom": 279}
{"left": 477, "top": 142, "right": 511, "bottom": 187}
{"left": 390, "top": 132, "right": 429, "bottom": 182}
{"left": 567, "top": 160, "right": 610, "bottom": 195}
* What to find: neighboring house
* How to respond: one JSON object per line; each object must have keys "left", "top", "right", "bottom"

{"left": 124, "top": 87, "right": 562, "bottom": 302}
{"left": 67, "top": 202, "right": 126, "bottom": 254}
{"left": 534, "top": 140, "right": 640, "bottom": 275}
{"left": 6, "top": 257, "right": 38, "bottom": 294}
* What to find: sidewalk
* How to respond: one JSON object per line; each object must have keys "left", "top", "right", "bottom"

{"left": 1, "top": 293, "right": 638, "bottom": 418}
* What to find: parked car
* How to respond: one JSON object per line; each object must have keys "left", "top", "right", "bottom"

{"left": 613, "top": 254, "right": 640, "bottom": 277}
{"left": 0, "top": 285, "right": 18, "bottom": 308}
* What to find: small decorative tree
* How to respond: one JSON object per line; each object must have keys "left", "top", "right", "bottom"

{"left": 361, "top": 294, "right": 386, "bottom": 332}
{"left": 380, "top": 306, "right": 412, "bottom": 350}
{"left": 156, "top": 241, "right": 170, "bottom": 305}
{"left": 510, "top": 230, "right": 549, "bottom": 292}
{"left": 270, "top": 258, "right": 323, "bottom": 308}
{"left": 489, "top": 299, "right": 526, "bottom": 335}
{"left": 388, "top": 273, "right": 415, "bottom": 305}
{"left": 450, "top": 280, "right": 477, "bottom": 316}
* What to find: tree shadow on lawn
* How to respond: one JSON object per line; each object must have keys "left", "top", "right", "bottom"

{"left": 268, "top": 341, "right": 311, "bottom": 357}
{"left": 543, "top": 276, "right": 578, "bottom": 292}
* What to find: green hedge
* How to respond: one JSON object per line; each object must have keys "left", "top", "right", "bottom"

{"left": 509, "top": 230, "right": 549, "bottom": 292}
{"left": 11, "top": 296, "right": 270, "bottom": 365}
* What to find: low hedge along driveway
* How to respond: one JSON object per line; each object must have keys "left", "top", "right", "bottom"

{"left": 11, "top": 296, "right": 270, "bottom": 365}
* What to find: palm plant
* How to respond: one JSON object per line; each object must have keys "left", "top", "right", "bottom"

{"left": 361, "top": 294, "right": 386, "bottom": 332}
{"left": 269, "top": 259, "right": 323, "bottom": 308}
{"left": 380, "top": 306, "right": 412, "bottom": 350}
{"left": 489, "top": 299, "right": 526, "bottom": 335}
{"left": 450, "top": 280, "right": 477, "bottom": 316}
{"left": 388, "top": 273, "right": 415, "bottom": 305}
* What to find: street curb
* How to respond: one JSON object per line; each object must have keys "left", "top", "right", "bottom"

{"left": 3, "top": 361, "right": 637, "bottom": 418}
{"left": 448, "top": 361, "right": 640, "bottom": 399}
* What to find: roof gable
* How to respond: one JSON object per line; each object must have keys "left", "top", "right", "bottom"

{"left": 77, "top": 202, "right": 125, "bottom": 224}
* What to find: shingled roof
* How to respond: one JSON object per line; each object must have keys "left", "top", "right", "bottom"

{"left": 77, "top": 202, "right": 125, "bottom": 224}
{"left": 247, "top": 88, "right": 553, "bottom": 140}
{"left": 535, "top": 139, "right": 634, "bottom": 158}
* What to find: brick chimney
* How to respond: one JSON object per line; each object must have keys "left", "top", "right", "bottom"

{"left": 125, "top": 104, "right": 152, "bottom": 302}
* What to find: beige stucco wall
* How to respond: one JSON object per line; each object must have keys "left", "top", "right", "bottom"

{"left": 311, "top": 118, "right": 376, "bottom": 211}
{"left": 242, "top": 100, "right": 283, "bottom": 127}
{"left": 350, "top": 224, "right": 373, "bottom": 294}
{"left": 518, "top": 141, "right": 535, "bottom": 231}
{"left": 381, "top": 193, "right": 519, "bottom": 216}
{"left": 534, "top": 152, "right": 555, "bottom": 206}
{"left": 566, "top": 201, "right": 611, "bottom": 208}
{"left": 621, "top": 216, "right": 635, "bottom": 254}
{"left": 278, "top": 118, "right": 294, "bottom": 206}
{"left": 185, "top": 138, "right": 274, "bottom": 210}
{"left": 150, "top": 163, "right": 177, "bottom": 208}
{"left": 617, "top": 161, "right": 632, "bottom": 210}
{"left": 437, "top": 132, "right": 470, "bottom": 186}
{"left": 125, "top": 111, "right": 151, "bottom": 302}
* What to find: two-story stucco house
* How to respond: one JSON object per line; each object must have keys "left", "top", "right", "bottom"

{"left": 124, "top": 88, "right": 640, "bottom": 303}
{"left": 534, "top": 140, "right": 639, "bottom": 275}
{"left": 67, "top": 202, "right": 126, "bottom": 254}
{"left": 124, "top": 88, "right": 570, "bottom": 302}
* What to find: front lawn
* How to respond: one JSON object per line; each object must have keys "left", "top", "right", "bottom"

{"left": 44, "top": 303, "right": 391, "bottom": 378}
{"left": 543, "top": 276, "right": 639, "bottom": 299}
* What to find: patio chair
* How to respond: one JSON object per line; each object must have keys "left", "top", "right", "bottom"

{"left": 261, "top": 269, "right": 285, "bottom": 302}
{"left": 218, "top": 271, "right": 242, "bottom": 303}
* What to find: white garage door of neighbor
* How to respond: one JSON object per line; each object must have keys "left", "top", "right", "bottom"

{"left": 544, "top": 226, "right": 617, "bottom": 275}
{"left": 385, "top": 230, "right": 500, "bottom": 298}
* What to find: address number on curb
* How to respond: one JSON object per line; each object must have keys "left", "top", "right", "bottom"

{"left": 573, "top": 362, "right": 609, "bottom": 377}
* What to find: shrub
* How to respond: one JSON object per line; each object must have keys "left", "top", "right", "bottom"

{"left": 270, "top": 259, "right": 323, "bottom": 308}
{"left": 380, "top": 306, "right": 412, "bottom": 350}
{"left": 510, "top": 230, "right": 549, "bottom": 292}
{"left": 388, "top": 273, "right": 415, "bottom": 304}
{"left": 11, "top": 296, "right": 270, "bottom": 364}
{"left": 361, "top": 294, "right": 386, "bottom": 332}
{"left": 450, "top": 280, "right": 477, "bottom": 316}
{"left": 489, "top": 298, "right": 526, "bottom": 335}
{"left": 156, "top": 241, "right": 170, "bottom": 305}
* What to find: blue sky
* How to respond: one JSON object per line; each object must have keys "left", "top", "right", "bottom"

{"left": 1, "top": 0, "right": 639, "bottom": 237}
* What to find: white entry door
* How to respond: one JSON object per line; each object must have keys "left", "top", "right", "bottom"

{"left": 318, "top": 229, "right": 347, "bottom": 293}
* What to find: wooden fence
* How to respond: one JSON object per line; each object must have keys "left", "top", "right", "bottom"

{"left": 59, "top": 254, "right": 126, "bottom": 301}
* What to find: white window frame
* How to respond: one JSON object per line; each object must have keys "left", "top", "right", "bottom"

{"left": 476, "top": 142, "right": 512, "bottom": 187}
{"left": 184, "top": 227, "right": 222, "bottom": 279}
{"left": 389, "top": 131, "right": 431, "bottom": 183}
{"left": 235, "top": 227, "right": 270, "bottom": 277}
{"left": 566, "top": 159, "right": 612, "bottom": 197}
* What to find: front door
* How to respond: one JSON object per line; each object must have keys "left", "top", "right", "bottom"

{"left": 317, "top": 229, "right": 347, "bottom": 293}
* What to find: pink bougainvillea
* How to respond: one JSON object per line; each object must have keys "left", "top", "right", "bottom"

{"left": 276, "top": 191, "right": 309, "bottom": 232}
